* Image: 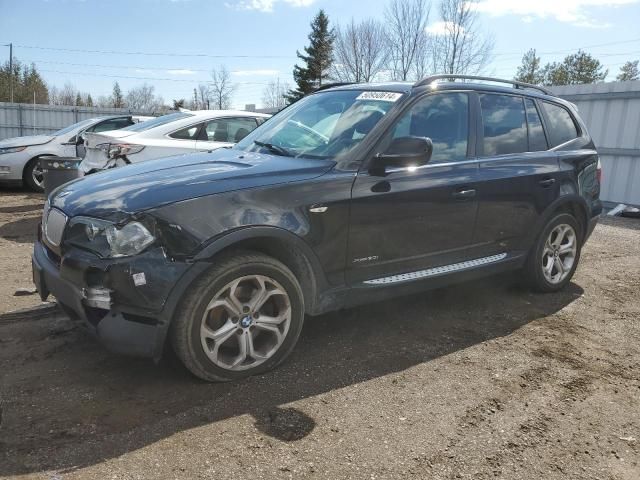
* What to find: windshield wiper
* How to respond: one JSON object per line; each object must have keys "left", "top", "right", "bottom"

{"left": 253, "top": 140, "right": 293, "bottom": 157}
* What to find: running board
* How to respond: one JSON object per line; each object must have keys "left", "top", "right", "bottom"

{"left": 363, "top": 253, "right": 508, "bottom": 286}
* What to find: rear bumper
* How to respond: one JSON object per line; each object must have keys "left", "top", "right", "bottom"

{"left": 31, "top": 239, "right": 186, "bottom": 359}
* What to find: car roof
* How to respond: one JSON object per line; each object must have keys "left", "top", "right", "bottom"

{"left": 317, "top": 79, "right": 567, "bottom": 106}
{"left": 186, "top": 110, "right": 271, "bottom": 118}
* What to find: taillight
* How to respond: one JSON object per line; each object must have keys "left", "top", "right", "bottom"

{"left": 596, "top": 158, "right": 602, "bottom": 184}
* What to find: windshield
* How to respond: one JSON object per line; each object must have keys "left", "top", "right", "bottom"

{"left": 120, "top": 112, "right": 193, "bottom": 132}
{"left": 52, "top": 118, "right": 97, "bottom": 136}
{"left": 235, "top": 89, "right": 404, "bottom": 159}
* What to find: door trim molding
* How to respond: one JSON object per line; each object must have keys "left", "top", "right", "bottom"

{"left": 363, "top": 253, "right": 507, "bottom": 285}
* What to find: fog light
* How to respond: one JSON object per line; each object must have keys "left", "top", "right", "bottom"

{"left": 84, "top": 287, "right": 112, "bottom": 309}
{"left": 0, "top": 166, "right": 10, "bottom": 174}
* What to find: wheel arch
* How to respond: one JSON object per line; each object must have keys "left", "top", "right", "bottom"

{"left": 196, "top": 227, "right": 329, "bottom": 314}
{"left": 533, "top": 194, "right": 589, "bottom": 245}
{"left": 22, "top": 153, "right": 58, "bottom": 179}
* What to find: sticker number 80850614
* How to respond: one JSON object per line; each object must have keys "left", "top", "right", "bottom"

{"left": 355, "top": 91, "right": 403, "bottom": 102}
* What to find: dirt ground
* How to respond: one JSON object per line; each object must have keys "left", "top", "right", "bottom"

{"left": 0, "top": 189, "right": 639, "bottom": 480}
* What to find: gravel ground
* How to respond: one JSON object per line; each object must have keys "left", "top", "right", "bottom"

{"left": 0, "top": 189, "right": 639, "bottom": 480}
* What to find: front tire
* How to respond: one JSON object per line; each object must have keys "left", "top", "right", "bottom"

{"left": 171, "top": 251, "right": 305, "bottom": 382}
{"left": 23, "top": 158, "right": 45, "bottom": 192}
{"left": 525, "top": 213, "right": 582, "bottom": 293}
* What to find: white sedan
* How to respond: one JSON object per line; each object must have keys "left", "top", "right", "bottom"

{"left": 0, "top": 115, "right": 151, "bottom": 191}
{"left": 80, "top": 110, "right": 271, "bottom": 173}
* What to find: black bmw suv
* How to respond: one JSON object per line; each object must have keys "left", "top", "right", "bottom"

{"left": 33, "top": 75, "right": 602, "bottom": 381}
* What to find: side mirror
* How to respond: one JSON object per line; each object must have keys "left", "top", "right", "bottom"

{"left": 65, "top": 135, "right": 83, "bottom": 145}
{"left": 369, "top": 136, "right": 433, "bottom": 176}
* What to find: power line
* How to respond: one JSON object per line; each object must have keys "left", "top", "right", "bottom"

{"left": 38, "top": 69, "right": 274, "bottom": 84}
{"left": 4, "top": 36, "right": 640, "bottom": 60}
{"left": 30, "top": 59, "right": 212, "bottom": 73}
{"left": 491, "top": 37, "right": 640, "bottom": 57}
{"left": 7, "top": 43, "right": 296, "bottom": 59}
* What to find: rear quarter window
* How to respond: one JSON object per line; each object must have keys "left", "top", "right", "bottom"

{"left": 541, "top": 102, "right": 579, "bottom": 147}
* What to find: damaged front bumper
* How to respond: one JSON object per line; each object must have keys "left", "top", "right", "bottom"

{"left": 31, "top": 237, "right": 191, "bottom": 359}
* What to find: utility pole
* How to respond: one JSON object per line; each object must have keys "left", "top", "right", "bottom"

{"left": 7, "top": 43, "right": 13, "bottom": 103}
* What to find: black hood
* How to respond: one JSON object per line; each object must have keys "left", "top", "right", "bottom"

{"left": 51, "top": 149, "right": 335, "bottom": 221}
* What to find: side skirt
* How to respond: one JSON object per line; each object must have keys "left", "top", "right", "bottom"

{"left": 363, "top": 253, "right": 508, "bottom": 286}
{"left": 311, "top": 253, "right": 525, "bottom": 316}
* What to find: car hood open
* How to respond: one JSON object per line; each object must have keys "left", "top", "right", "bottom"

{"left": 50, "top": 149, "right": 335, "bottom": 221}
{"left": 0, "top": 135, "right": 54, "bottom": 148}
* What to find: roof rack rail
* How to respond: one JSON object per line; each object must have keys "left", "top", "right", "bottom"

{"left": 414, "top": 75, "right": 552, "bottom": 95}
{"left": 314, "top": 82, "right": 356, "bottom": 92}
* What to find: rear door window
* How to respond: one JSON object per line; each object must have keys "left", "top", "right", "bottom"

{"left": 525, "top": 99, "right": 548, "bottom": 152}
{"left": 541, "top": 101, "right": 579, "bottom": 147}
{"left": 480, "top": 94, "right": 527, "bottom": 156}
{"left": 169, "top": 124, "right": 202, "bottom": 140}
{"left": 203, "top": 117, "right": 258, "bottom": 143}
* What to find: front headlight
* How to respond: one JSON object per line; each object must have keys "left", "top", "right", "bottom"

{"left": 66, "top": 217, "right": 155, "bottom": 258}
{"left": 105, "top": 222, "right": 155, "bottom": 257}
{"left": 0, "top": 146, "right": 27, "bottom": 155}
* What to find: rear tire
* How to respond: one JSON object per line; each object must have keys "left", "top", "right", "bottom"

{"left": 171, "top": 251, "right": 305, "bottom": 382}
{"left": 23, "top": 157, "right": 45, "bottom": 193}
{"left": 524, "top": 213, "right": 582, "bottom": 293}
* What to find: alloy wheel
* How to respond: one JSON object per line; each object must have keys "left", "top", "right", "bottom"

{"left": 32, "top": 164, "right": 44, "bottom": 189}
{"left": 541, "top": 223, "right": 577, "bottom": 285}
{"left": 200, "top": 275, "right": 291, "bottom": 371}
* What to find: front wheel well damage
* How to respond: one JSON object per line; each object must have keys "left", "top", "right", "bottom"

{"left": 201, "top": 236, "right": 318, "bottom": 314}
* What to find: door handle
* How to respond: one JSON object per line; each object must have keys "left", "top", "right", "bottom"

{"left": 539, "top": 178, "right": 556, "bottom": 187}
{"left": 452, "top": 188, "right": 476, "bottom": 199}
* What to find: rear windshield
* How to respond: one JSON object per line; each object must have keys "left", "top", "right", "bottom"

{"left": 120, "top": 112, "right": 193, "bottom": 132}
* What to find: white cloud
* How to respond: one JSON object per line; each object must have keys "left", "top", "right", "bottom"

{"left": 473, "top": 0, "right": 639, "bottom": 28}
{"left": 425, "top": 21, "right": 464, "bottom": 36}
{"left": 225, "top": 0, "right": 315, "bottom": 12}
{"left": 166, "top": 69, "right": 197, "bottom": 75}
{"left": 232, "top": 69, "right": 279, "bottom": 76}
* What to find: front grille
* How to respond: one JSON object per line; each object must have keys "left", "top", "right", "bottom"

{"left": 44, "top": 207, "right": 68, "bottom": 247}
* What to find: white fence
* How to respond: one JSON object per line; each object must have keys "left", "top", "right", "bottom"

{"left": 0, "top": 102, "right": 158, "bottom": 140}
{"left": 550, "top": 80, "right": 640, "bottom": 206}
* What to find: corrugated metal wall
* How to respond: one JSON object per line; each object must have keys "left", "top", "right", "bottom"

{"left": 550, "top": 80, "right": 640, "bottom": 206}
{"left": 0, "top": 102, "right": 156, "bottom": 140}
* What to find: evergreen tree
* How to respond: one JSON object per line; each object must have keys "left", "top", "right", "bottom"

{"left": 86, "top": 94, "right": 94, "bottom": 107}
{"left": 112, "top": 81, "right": 125, "bottom": 108}
{"left": 0, "top": 59, "right": 48, "bottom": 103}
{"left": 287, "top": 9, "right": 335, "bottom": 103}
{"left": 514, "top": 49, "right": 544, "bottom": 85}
{"left": 617, "top": 60, "right": 639, "bottom": 81}
{"left": 543, "top": 50, "right": 607, "bottom": 86}
{"left": 75, "top": 92, "right": 84, "bottom": 106}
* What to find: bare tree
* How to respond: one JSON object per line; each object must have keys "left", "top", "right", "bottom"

{"left": 209, "top": 66, "right": 236, "bottom": 110}
{"left": 432, "top": 0, "right": 493, "bottom": 75}
{"left": 95, "top": 95, "right": 112, "bottom": 108}
{"left": 58, "top": 82, "right": 77, "bottom": 106}
{"left": 125, "top": 83, "right": 157, "bottom": 110}
{"left": 384, "top": 0, "right": 431, "bottom": 81}
{"left": 197, "top": 83, "right": 210, "bottom": 109}
{"left": 332, "top": 18, "right": 389, "bottom": 83}
{"left": 262, "top": 79, "right": 291, "bottom": 109}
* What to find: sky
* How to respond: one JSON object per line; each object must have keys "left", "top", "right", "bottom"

{"left": 1, "top": 0, "right": 640, "bottom": 109}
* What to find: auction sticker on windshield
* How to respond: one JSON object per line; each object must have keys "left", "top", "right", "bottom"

{"left": 356, "top": 92, "right": 403, "bottom": 102}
